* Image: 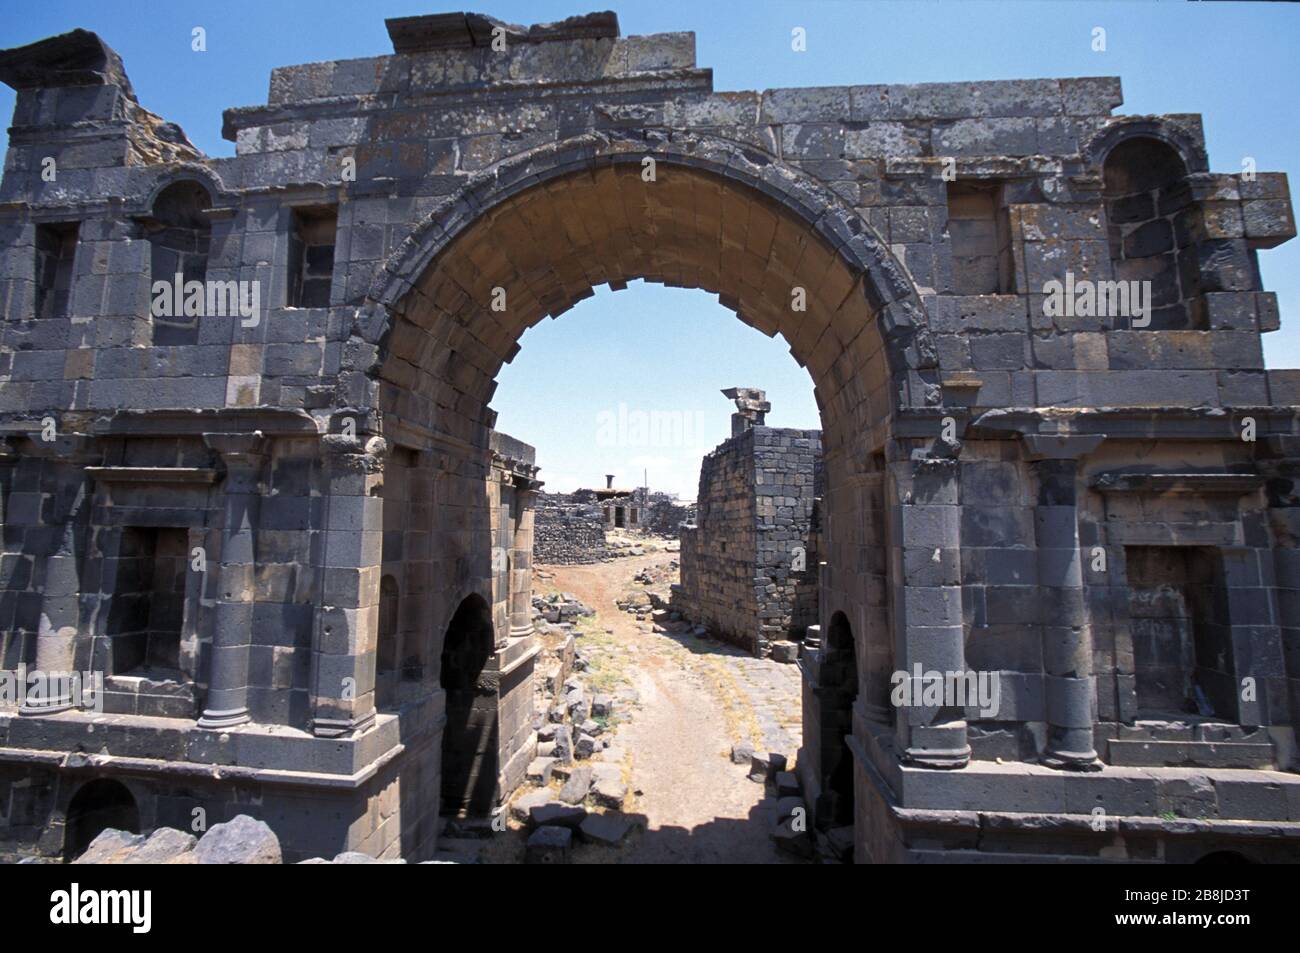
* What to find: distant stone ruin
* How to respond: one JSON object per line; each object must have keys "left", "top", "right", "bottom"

{"left": 675, "top": 390, "right": 822, "bottom": 658}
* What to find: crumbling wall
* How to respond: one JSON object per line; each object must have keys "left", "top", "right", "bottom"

{"left": 675, "top": 426, "right": 822, "bottom": 655}
{"left": 534, "top": 493, "right": 606, "bottom": 564}
{"left": 643, "top": 493, "right": 693, "bottom": 537}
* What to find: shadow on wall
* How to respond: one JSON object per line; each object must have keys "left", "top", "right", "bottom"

{"left": 439, "top": 593, "right": 497, "bottom": 817}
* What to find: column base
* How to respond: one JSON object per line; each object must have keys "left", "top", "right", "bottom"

{"left": 312, "top": 709, "right": 376, "bottom": 739}
{"left": 1041, "top": 749, "right": 1103, "bottom": 772}
{"left": 197, "top": 707, "right": 250, "bottom": 729}
{"left": 903, "top": 719, "right": 970, "bottom": 769}
{"left": 904, "top": 745, "right": 971, "bottom": 769}
{"left": 18, "top": 698, "right": 74, "bottom": 717}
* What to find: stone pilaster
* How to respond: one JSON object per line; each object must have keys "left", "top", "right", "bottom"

{"left": 19, "top": 436, "right": 97, "bottom": 715}
{"left": 1024, "top": 434, "right": 1104, "bottom": 771}
{"left": 890, "top": 452, "right": 969, "bottom": 768}
{"left": 309, "top": 432, "right": 383, "bottom": 738}
{"left": 508, "top": 483, "right": 536, "bottom": 639}
{"left": 197, "top": 431, "right": 266, "bottom": 729}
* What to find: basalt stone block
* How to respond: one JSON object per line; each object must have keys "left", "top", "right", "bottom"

{"left": 524, "top": 824, "right": 572, "bottom": 864}
{"left": 194, "top": 815, "right": 282, "bottom": 865}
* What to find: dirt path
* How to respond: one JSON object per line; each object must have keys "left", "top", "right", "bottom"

{"left": 537, "top": 550, "right": 805, "bottom": 863}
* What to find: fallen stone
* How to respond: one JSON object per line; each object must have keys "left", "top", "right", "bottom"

{"left": 578, "top": 812, "right": 635, "bottom": 846}
{"left": 553, "top": 725, "right": 574, "bottom": 763}
{"left": 510, "top": 788, "right": 554, "bottom": 822}
{"left": 195, "top": 814, "right": 282, "bottom": 865}
{"left": 124, "top": 827, "right": 197, "bottom": 864}
{"left": 590, "top": 776, "right": 628, "bottom": 809}
{"left": 776, "top": 771, "right": 801, "bottom": 798}
{"left": 72, "top": 828, "right": 145, "bottom": 864}
{"left": 559, "top": 766, "right": 592, "bottom": 803}
{"left": 332, "top": 851, "right": 378, "bottom": 863}
{"left": 525, "top": 825, "right": 572, "bottom": 864}
{"left": 530, "top": 802, "right": 587, "bottom": 829}
{"left": 731, "top": 742, "right": 755, "bottom": 764}
{"left": 526, "top": 756, "right": 556, "bottom": 785}
{"left": 770, "top": 640, "right": 800, "bottom": 663}
{"left": 591, "top": 694, "right": 613, "bottom": 719}
{"left": 775, "top": 796, "right": 806, "bottom": 821}
{"left": 771, "top": 817, "right": 814, "bottom": 859}
{"left": 749, "top": 751, "right": 776, "bottom": 783}
{"left": 575, "top": 732, "right": 598, "bottom": 759}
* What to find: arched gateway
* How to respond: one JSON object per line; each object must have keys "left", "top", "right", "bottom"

{"left": 0, "top": 12, "right": 1296, "bottom": 864}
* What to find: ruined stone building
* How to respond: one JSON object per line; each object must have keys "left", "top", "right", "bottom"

{"left": 675, "top": 390, "right": 822, "bottom": 657}
{"left": 589, "top": 474, "right": 643, "bottom": 530}
{"left": 0, "top": 10, "right": 1297, "bottom": 863}
{"left": 533, "top": 491, "right": 606, "bottom": 564}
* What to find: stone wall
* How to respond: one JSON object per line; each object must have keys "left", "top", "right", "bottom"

{"left": 676, "top": 426, "right": 821, "bottom": 655}
{"left": 534, "top": 492, "right": 606, "bottom": 564}
{"left": 643, "top": 492, "right": 694, "bottom": 537}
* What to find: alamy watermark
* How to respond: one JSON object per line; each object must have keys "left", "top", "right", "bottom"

{"left": 595, "top": 403, "right": 708, "bottom": 448}
{"left": 1041, "top": 271, "right": 1151, "bottom": 328}
{"left": 890, "top": 664, "right": 1001, "bottom": 718}
{"left": 0, "top": 665, "right": 104, "bottom": 712}
{"left": 151, "top": 274, "right": 261, "bottom": 327}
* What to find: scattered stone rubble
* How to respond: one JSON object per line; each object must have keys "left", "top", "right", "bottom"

{"left": 513, "top": 598, "right": 637, "bottom": 862}
{"left": 70, "top": 814, "right": 387, "bottom": 864}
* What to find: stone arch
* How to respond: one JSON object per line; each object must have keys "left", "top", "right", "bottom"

{"left": 139, "top": 164, "right": 227, "bottom": 213}
{"left": 350, "top": 131, "right": 939, "bottom": 460}
{"left": 144, "top": 179, "right": 213, "bottom": 346}
{"left": 438, "top": 592, "right": 496, "bottom": 816}
{"left": 1084, "top": 117, "right": 1209, "bottom": 176}
{"left": 1100, "top": 133, "right": 1201, "bottom": 329}
{"left": 63, "top": 777, "right": 140, "bottom": 861}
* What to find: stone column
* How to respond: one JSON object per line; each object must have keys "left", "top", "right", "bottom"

{"left": 1024, "top": 434, "right": 1104, "bottom": 771}
{"left": 309, "top": 432, "right": 383, "bottom": 738}
{"left": 197, "top": 432, "right": 266, "bottom": 729}
{"left": 20, "top": 436, "right": 97, "bottom": 715}
{"left": 508, "top": 481, "right": 537, "bottom": 640}
{"left": 890, "top": 451, "right": 969, "bottom": 768}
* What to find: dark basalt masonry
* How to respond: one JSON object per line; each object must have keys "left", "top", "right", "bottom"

{"left": 0, "top": 11, "right": 1297, "bottom": 863}
{"left": 675, "top": 390, "right": 822, "bottom": 657}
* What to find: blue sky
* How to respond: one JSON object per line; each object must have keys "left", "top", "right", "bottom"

{"left": 2, "top": 1, "right": 1297, "bottom": 496}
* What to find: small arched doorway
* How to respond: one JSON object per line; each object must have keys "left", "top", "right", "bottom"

{"left": 64, "top": 778, "right": 139, "bottom": 861}
{"left": 819, "top": 612, "right": 859, "bottom": 833}
{"left": 439, "top": 594, "right": 496, "bottom": 816}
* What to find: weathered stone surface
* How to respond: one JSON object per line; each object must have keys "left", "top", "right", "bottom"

{"left": 194, "top": 815, "right": 282, "bottom": 865}
{"left": 72, "top": 829, "right": 145, "bottom": 864}
{"left": 559, "top": 766, "right": 592, "bottom": 804}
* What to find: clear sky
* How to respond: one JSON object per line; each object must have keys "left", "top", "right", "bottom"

{"left": 2, "top": 2, "right": 1296, "bottom": 496}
